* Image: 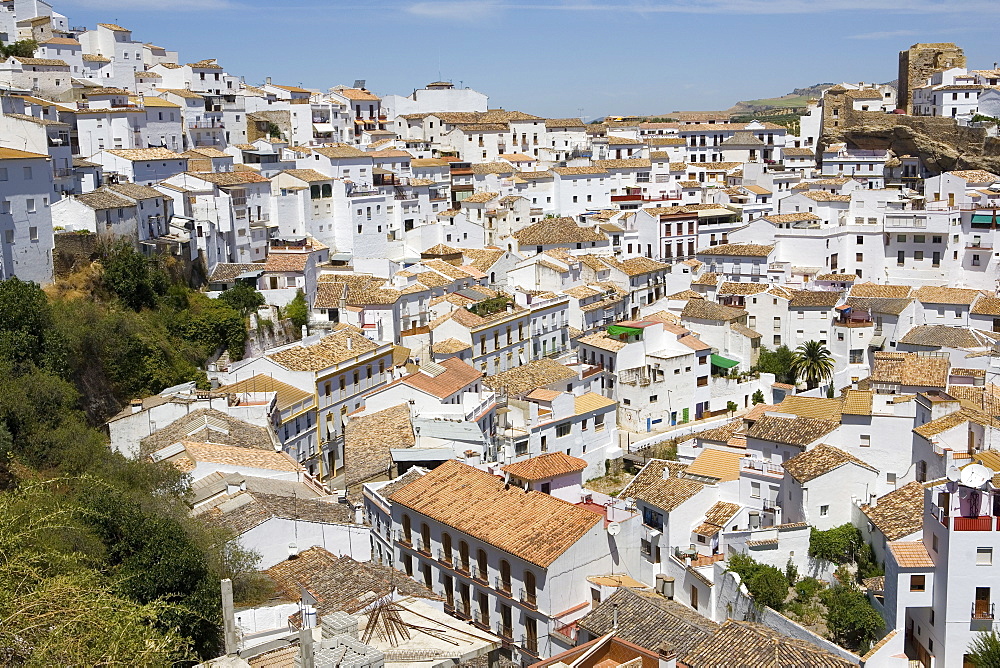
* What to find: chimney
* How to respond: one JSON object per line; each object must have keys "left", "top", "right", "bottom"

{"left": 612, "top": 603, "right": 618, "bottom": 630}
{"left": 130, "top": 398, "right": 143, "bottom": 414}
{"left": 662, "top": 465, "right": 671, "bottom": 480}
{"left": 266, "top": 76, "right": 272, "bottom": 86}
{"left": 221, "top": 579, "right": 238, "bottom": 655}
{"left": 346, "top": 335, "right": 353, "bottom": 351}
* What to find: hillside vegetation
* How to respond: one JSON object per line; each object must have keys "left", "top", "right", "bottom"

{"left": 0, "top": 243, "right": 265, "bottom": 665}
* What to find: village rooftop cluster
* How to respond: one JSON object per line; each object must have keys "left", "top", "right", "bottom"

{"left": 5, "top": 3, "right": 1000, "bottom": 666}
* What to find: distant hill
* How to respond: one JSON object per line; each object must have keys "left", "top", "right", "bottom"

{"left": 729, "top": 83, "right": 835, "bottom": 114}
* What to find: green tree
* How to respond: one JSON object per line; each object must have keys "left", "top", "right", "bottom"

{"left": 791, "top": 340, "right": 834, "bottom": 390}
{"left": 968, "top": 631, "right": 1000, "bottom": 667}
{"left": 821, "top": 585, "right": 882, "bottom": 653}
{"left": 285, "top": 289, "right": 309, "bottom": 331}
{"left": 727, "top": 553, "right": 788, "bottom": 611}
{"left": 752, "top": 390, "right": 765, "bottom": 405}
{"left": 754, "top": 345, "right": 796, "bottom": 385}
{"left": 809, "top": 524, "right": 863, "bottom": 565}
{"left": 726, "top": 400, "right": 738, "bottom": 415}
{"left": 99, "top": 239, "right": 167, "bottom": 310}
{"left": 218, "top": 282, "right": 265, "bottom": 318}
{"left": 0, "top": 39, "right": 37, "bottom": 58}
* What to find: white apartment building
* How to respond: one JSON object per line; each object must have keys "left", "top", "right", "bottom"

{"left": 0, "top": 146, "right": 53, "bottom": 284}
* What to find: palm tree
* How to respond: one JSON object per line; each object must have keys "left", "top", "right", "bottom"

{"left": 967, "top": 631, "right": 1000, "bottom": 667}
{"left": 791, "top": 340, "right": 834, "bottom": 391}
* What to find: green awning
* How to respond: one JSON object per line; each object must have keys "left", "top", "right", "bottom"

{"left": 711, "top": 354, "right": 739, "bottom": 369}
{"left": 607, "top": 325, "right": 643, "bottom": 337}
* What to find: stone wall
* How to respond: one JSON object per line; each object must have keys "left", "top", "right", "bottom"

{"left": 898, "top": 43, "right": 966, "bottom": 114}
{"left": 822, "top": 111, "right": 1000, "bottom": 174}
{"left": 53, "top": 231, "right": 100, "bottom": 278}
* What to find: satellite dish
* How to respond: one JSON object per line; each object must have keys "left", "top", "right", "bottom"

{"left": 947, "top": 466, "right": 962, "bottom": 483}
{"left": 607, "top": 522, "right": 621, "bottom": 536}
{"left": 961, "top": 464, "right": 993, "bottom": 490}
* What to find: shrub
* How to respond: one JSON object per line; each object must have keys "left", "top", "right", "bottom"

{"left": 821, "top": 585, "right": 882, "bottom": 653}
{"left": 809, "top": 523, "right": 862, "bottom": 564}
{"left": 795, "top": 577, "right": 822, "bottom": 602}
{"left": 785, "top": 557, "right": 798, "bottom": 586}
{"left": 728, "top": 552, "right": 788, "bottom": 611}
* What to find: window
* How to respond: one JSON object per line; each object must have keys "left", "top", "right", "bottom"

{"left": 910, "top": 575, "right": 925, "bottom": 592}
{"left": 751, "top": 481, "right": 761, "bottom": 499}
{"left": 23, "top": 166, "right": 31, "bottom": 179}
{"left": 856, "top": 253, "right": 863, "bottom": 262}
{"left": 914, "top": 235, "right": 925, "bottom": 243}
{"left": 856, "top": 235, "right": 863, "bottom": 244}
{"left": 897, "top": 235, "right": 906, "bottom": 243}
{"left": 650, "top": 395, "right": 658, "bottom": 403}
{"left": 860, "top": 434, "right": 870, "bottom": 447}
{"left": 914, "top": 250, "right": 924, "bottom": 261}
{"left": 978, "top": 548, "right": 993, "bottom": 566}
{"left": 820, "top": 505, "right": 829, "bottom": 517}
{"left": 26, "top": 199, "right": 35, "bottom": 213}
{"left": 29, "top": 227, "right": 37, "bottom": 241}
{"left": 0, "top": 168, "right": 7, "bottom": 181}
{"left": 556, "top": 423, "right": 571, "bottom": 438}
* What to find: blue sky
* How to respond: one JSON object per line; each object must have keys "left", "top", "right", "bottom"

{"left": 60, "top": 0, "right": 998, "bottom": 119}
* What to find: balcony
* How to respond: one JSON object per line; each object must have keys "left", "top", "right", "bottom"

{"left": 455, "top": 559, "right": 471, "bottom": 576}
{"left": 188, "top": 120, "right": 225, "bottom": 129}
{"left": 519, "top": 588, "right": 537, "bottom": 609}
{"left": 496, "top": 622, "right": 514, "bottom": 643}
{"left": 52, "top": 167, "right": 73, "bottom": 178}
{"left": 953, "top": 516, "right": 994, "bottom": 531}
{"left": 436, "top": 548, "right": 453, "bottom": 566}
{"left": 396, "top": 530, "right": 412, "bottom": 546}
{"left": 472, "top": 610, "right": 490, "bottom": 630}
{"left": 967, "top": 241, "right": 994, "bottom": 250}
{"left": 521, "top": 636, "right": 539, "bottom": 657}
{"left": 741, "top": 458, "right": 784, "bottom": 478}
{"left": 470, "top": 565, "right": 485, "bottom": 582}
{"left": 495, "top": 577, "right": 513, "bottom": 597}
{"left": 973, "top": 602, "right": 995, "bottom": 620}
{"left": 416, "top": 538, "right": 430, "bottom": 556}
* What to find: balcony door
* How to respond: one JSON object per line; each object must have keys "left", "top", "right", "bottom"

{"left": 976, "top": 587, "right": 991, "bottom": 619}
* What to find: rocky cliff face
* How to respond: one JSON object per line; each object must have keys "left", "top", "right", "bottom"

{"left": 821, "top": 112, "right": 1000, "bottom": 175}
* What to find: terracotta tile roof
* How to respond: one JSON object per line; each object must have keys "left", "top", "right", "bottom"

{"left": 139, "top": 408, "right": 273, "bottom": 456}
{"left": 782, "top": 147, "right": 816, "bottom": 157}
{"left": 619, "top": 459, "right": 704, "bottom": 511}
{"left": 105, "top": 147, "right": 186, "bottom": 161}
{"left": 82, "top": 53, "right": 111, "bottom": 63}
{"left": 74, "top": 188, "right": 135, "bottom": 210}
{"left": 552, "top": 166, "right": 608, "bottom": 176}
{"left": 773, "top": 396, "right": 843, "bottom": 422}
{"left": 190, "top": 170, "right": 270, "bottom": 186}
{"left": 389, "top": 460, "right": 601, "bottom": 568}
{"left": 646, "top": 137, "right": 688, "bottom": 146}
{"left": 863, "top": 482, "right": 925, "bottom": 541}
{"left": 345, "top": 403, "right": 414, "bottom": 487}
{"left": 972, "top": 296, "right": 1000, "bottom": 316}
{"left": 690, "top": 272, "right": 718, "bottom": 287}
{"left": 849, "top": 282, "right": 911, "bottom": 299}
{"left": 696, "top": 243, "right": 773, "bottom": 257}
{"left": 216, "top": 374, "right": 313, "bottom": 412}
{"left": 747, "top": 415, "right": 838, "bottom": 447}
{"left": 511, "top": 217, "right": 606, "bottom": 246}
{"left": 576, "top": 588, "right": 718, "bottom": 660}
{"left": 483, "top": 358, "right": 577, "bottom": 396}
{"left": 800, "top": 191, "right": 852, "bottom": 202}
{"left": 280, "top": 168, "right": 331, "bottom": 183}
{"left": 432, "top": 337, "right": 472, "bottom": 354}
{"left": 948, "top": 169, "right": 1000, "bottom": 183}
{"left": 617, "top": 256, "right": 669, "bottom": 276}
{"left": 685, "top": 620, "right": 857, "bottom": 668}
{"left": 730, "top": 322, "right": 762, "bottom": 339}
{"left": 203, "top": 490, "right": 352, "bottom": 534}
{"left": 870, "top": 352, "right": 948, "bottom": 388}
{"left": 694, "top": 420, "right": 742, "bottom": 444}
{"left": 887, "top": 540, "right": 934, "bottom": 568}
{"left": 503, "top": 452, "right": 587, "bottom": 481}
{"left": 684, "top": 449, "right": 744, "bottom": 482}
{"left": 681, "top": 299, "right": 746, "bottom": 322}
{"left": 845, "top": 296, "right": 912, "bottom": 316}
{"left": 313, "top": 144, "right": 368, "bottom": 159}
{"left": 718, "top": 281, "right": 769, "bottom": 296}
{"left": 783, "top": 443, "right": 875, "bottom": 483}
{"left": 594, "top": 158, "right": 652, "bottom": 169}
{"left": 816, "top": 273, "right": 856, "bottom": 282}
{"left": 334, "top": 88, "right": 380, "bottom": 101}
{"left": 402, "top": 357, "right": 481, "bottom": 399}
{"left": 266, "top": 547, "right": 439, "bottom": 618}
{"left": 789, "top": 290, "right": 842, "bottom": 308}
{"left": 693, "top": 501, "right": 741, "bottom": 537}
{"left": 575, "top": 392, "right": 616, "bottom": 415}
{"left": 913, "top": 406, "right": 1000, "bottom": 439}
{"left": 267, "top": 328, "right": 380, "bottom": 371}
{"left": 165, "top": 440, "right": 302, "bottom": 473}
{"left": 577, "top": 331, "right": 627, "bottom": 352}
{"left": 899, "top": 325, "right": 988, "bottom": 349}
{"left": 209, "top": 263, "right": 261, "bottom": 283}
{"left": 263, "top": 252, "right": 309, "bottom": 273}
{"left": 842, "top": 389, "right": 873, "bottom": 416}
{"left": 914, "top": 285, "right": 982, "bottom": 306}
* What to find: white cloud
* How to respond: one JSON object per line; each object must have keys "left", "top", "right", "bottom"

{"left": 405, "top": 0, "right": 1000, "bottom": 17}
{"left": 63, "top": 0, "right": 239, "bottom": 10}
{"left": 846, "top": 29, "right": 919, "bottom": 40}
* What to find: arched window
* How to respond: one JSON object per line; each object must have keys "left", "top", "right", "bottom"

{"left": 321, "top": 183, "right": 332, "bottom": 198}
{"left": 476, "top": 548, "right": 487, "bottom": 581}
{"left": 402, "top": 514, "right": 411, "bottom": 542}
{"left": 459, "top": 541, "right": 470, "bottom": 572}
{"left": 499, "top": 559, "right": 511, "bottom": 593}
{"left": 442, "top": 532, "right": 452, "bottom": 562}
{"left": 420, "top": 523, "right": 431, "bottom": 553}
{"left": 310, "top": 185, "right": 321, "bottom": 199}
{"left": 524, "top": 570, "right": 536, "bottom": 606}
